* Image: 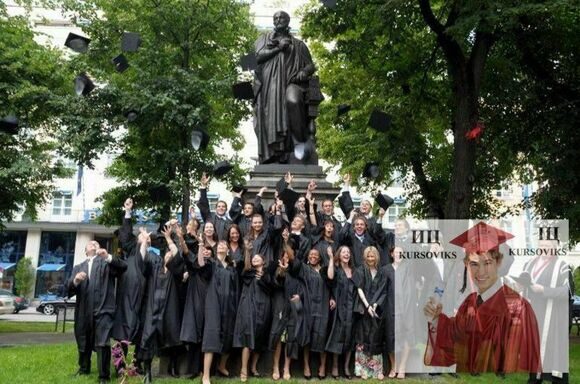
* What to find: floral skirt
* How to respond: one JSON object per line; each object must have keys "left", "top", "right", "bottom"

{"left": 354, "top": 344, "right": 383, "bottom": 379}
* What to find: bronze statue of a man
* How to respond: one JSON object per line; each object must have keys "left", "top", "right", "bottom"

{"left": 253, "top": 11, "right": 322, "bottom": 164}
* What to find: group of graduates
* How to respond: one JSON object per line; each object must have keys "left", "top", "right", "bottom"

{"left": 68, "top": 172, "right": 429, "bottom": 384}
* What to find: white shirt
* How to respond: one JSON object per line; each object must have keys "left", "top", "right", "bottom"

{"left": 479, "top": 277, "right": 503, "bottom": 303}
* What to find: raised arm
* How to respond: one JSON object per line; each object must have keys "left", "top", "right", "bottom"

{"left": 196, "top": 173, "right": 212, "bottom": 222}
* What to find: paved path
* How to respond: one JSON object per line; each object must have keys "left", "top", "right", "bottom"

{"left": 0, "top": 306, "right": 54, "bottom": 322}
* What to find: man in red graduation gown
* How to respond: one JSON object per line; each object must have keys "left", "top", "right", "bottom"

{"left": 423, "top": 222, "right": 541, "bottom": 376}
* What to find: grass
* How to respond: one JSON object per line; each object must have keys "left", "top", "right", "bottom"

{"left": 0, "top": 343, "right": 578, "bottom": 384}
{"left": 0, "top": 321, "right": 66, "bottom": 333}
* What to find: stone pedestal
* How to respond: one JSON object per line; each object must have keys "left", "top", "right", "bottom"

{"left": 245, "top": 164, "right": 340, "bottom": 207}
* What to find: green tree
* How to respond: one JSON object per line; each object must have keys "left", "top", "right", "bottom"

{"left": 301, "top": 1, "right": 579, "bottom": 235}
{"left": 53, "top": 0, "right": 256, "bottom": 227}
{"left": 14, "top": 257, "right": 35, "bottom": 299}
{"left": 0, "top": 4, "right": 73, "bottom": 225}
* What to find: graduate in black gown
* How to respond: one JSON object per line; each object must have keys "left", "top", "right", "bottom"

{"left": 201, "top": 240, "right": 242, "bottom": 384}
{"left": 229, "top": 186, "right": 266, "bottom": 239}
{"left": 382, "top": 247, "right": 396, "bottom": 379}
{"left": 339, "top": 212, "right": 377, "bottom": 268}
{"left": 138, "top": 224, "right": 184, "bottom": 383}
{"left": 325, "top": 245, "right": 356, "bottom": 379}
{"left": 288, "top": 247, "right": 334, "bottom": 380}
{"left": 180, "top": 236, "right": 214, "bottom": 378}
{"left": 197, "top": 173, "right": 232, "bottom": 241}
{"left": 67, "top": 240, "right": 127, "bottom": 384}
{"left": 352, "top": 246, "right": 387, "bottom": 380}
{"left": 226, "top": 224, "right": 244, "bottom": 266}
{"left": 112, "top": 199, "right": 148, "bottom": 366}
{"left": 270, "top": 232, "right": 308, "bottom": 381}
{"left": 245, "top": 210, "right": 283, "bottom": 264}
{"left": 233, "top": 245, "right": 274, "bottom": 382}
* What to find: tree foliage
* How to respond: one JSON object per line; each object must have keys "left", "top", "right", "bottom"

{"left": 53, "top": 0, "right": 256, "bottom": 226}
{"left": 14, "top": 257, "right": 35, "bottom": 299}
{"left": 0, "top": 4, "right": 73, "bottom": 224}
{"left": 301, "top": 0, "right": 579, "bottom": 237}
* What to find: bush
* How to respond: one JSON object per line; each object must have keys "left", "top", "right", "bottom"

{"left": 14, "top": 257, "right": 34, "bottom": 299}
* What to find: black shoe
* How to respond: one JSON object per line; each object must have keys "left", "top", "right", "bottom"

{"left": 318, "top": 374, "right": 326, "bottom": 380}
{"left": 331, "top": 374, "right": 339, "bottom": 380}
{"left": 251, "top": 371, "right": 262, "bottom": 378}
{"left": 304, "top": 374, "right": 312, "bottom": 380}
{"left": 344, "top": 374, "right": 352, "bottom": 380}
{"left": 168, "top": 360, "right": 180, "bottom": 378}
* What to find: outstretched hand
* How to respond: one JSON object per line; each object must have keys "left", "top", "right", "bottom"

{"left": 201, "top": 172, "right": 210, "bottom": 188}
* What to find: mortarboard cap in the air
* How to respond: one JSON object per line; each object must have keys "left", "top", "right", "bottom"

{"left": 212, "top": 161, "right": 234, "bottom": 177}
{"left": 112, "top": 54, "right": 130, "bottom": 73}
{"left": 232, "top": 81, "right": 254, "bottom": 100}
{"left": 121, "top": 32, "right": 141, "bottom": 52}
{"left": 375, "top": 193, "right": 394, "bottom": 210}
{"left": 362, "top": 162, "right": 380, "bottom": 179}
{"left": 321, "top": 0, "right": 338, "bottom": 8}
{"left": 74, "top": 73, "right": 95, "bottom": 96}
{"left": 450, "top": 222, "right": 514, "bottom": 254}
{"left": 65, "top": 32, "right": 90, "bottom": 53}
{"left": 0, "top": 116, "right": 19, "bottom": 135}
{"left": 240, "top": 53, "right": 257, "bottom": 71}
{"left": 125, "top": 110, "right": 138, "bottom": 122}
{"left": 232, "top": 185, "right": 248, "bottom": 195}
{"left": 337, "top": 104, "right": 351, "bottom": 117}
{"left": 191, "top": 129, "right": 210, "bottom": 151}
{"left": 148, "top": 184, "right": 170, "bottom": 203}
{"left": 368, "top": 109, "right": 392, "bottom": 132}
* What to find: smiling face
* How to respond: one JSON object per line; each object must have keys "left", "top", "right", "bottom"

{"left": 338, "top": 246, "right": 351, "bottom": 265}
{"left": 466, "top": 252, "right": 501, "bottom": 294}
{"left": 186, "top": 219, "right": 199, "bottom": 235}
{"left": 243, "top": 203, "right": 254, "bottom": 217}
{"left": 364, "top": 246, "right": 379, "bottom": 268}
{"left": 228, "top": 226, "right": 240, "bottom": 243}
{"left": 296, "top": 197, "right": 306, "bottom": 212}
{"left": 251, "top": 215, "right": 263, "bottom": 233}
{"left": 251, "top": 254, "right": 265, "bottom": 268}
{"left": 354, "top": 217, "right": 367, "bottom": 235}
{"left": 322, "top": 200, "right": 334, "bottom": 216}
{"left": 216, "top": 201, "right": 227, "bottom": 216}
{"left": 394, "top": 219, "right": 409, "bottom": 237}
{"left": 324, "top": 221, "right": 334, "bottom": 237}
{"left": 308, "top": 249, "right": 321, "bottom": 266}
{"left": 204, "top": 222, "right": 215, "bottom": 237}
{"left": 291, "top": 216, "right": 305, "bottom": 232}
{"left": 360, "top": 200, "right": 372, "bottom": 215}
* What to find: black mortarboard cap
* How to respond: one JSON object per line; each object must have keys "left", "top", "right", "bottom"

{"left": 232, "top": 185, "right": 248, "bottom": 195}
{"left": 191, "top": 130, "right": 210, "bottom": 151}
{"left": 337, "top": 104, "right": 351, "bottom": 117}
{"left": 368, "top": 109, "right": 392, "bottom": 132}
{"left": 112, "top": 54, "right": 130, "bottom": 73}
{"left": 321, "top": 0, "right": 338, "bottom": 8}
{"left": 362, "top": 162, "right": 380, "bottom": 179}
{"left": 232, "top": 81, "right": 254, "bottom": 100}
{"left": 375, "top": 193, "right": 394, "bottom": 210}
{"left": 240, "top": 52, "right": 257, "bottom": 71}
{"left": 121, "top": 32, "right": 141, "bottom": 52}
{"left": 64, "top": 32, "right": 90, "bottom": 53}
{"left": 148, "top": 184, "right": 170, "bottom": 202}
{"left": 125, "top": 110, "right": 138, "bottom": 122}
{"left": 0, "top": 116, "right": 19, "bottom": 135}
{"left": 212, "top": 161, "right": 234, "bottom": 177}
{"left": 74, "top": 73, "right": 95, "bottom": 96}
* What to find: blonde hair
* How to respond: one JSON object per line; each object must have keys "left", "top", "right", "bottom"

{"left": 363, "top": 246, "right": 380, "bottom": 268}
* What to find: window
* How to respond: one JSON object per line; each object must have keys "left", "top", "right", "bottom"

{"left": 52, "top": 191, "right": 72, "bottom": 216}
{"left": 386, "top": 204, "right": 408, "bottom": 225}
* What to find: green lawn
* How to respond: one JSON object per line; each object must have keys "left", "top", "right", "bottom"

{"left": 0, "top": 321, "right": 64, "bottom": 333}
{"left": 0, "top": 343, "right": 578, "bottom": 384}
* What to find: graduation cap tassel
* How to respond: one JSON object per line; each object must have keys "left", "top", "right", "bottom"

{"left": 459, "top": 265, "right": 467, "bottom": 294}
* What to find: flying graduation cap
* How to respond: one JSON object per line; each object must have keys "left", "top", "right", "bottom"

{"left": 321, "top": 0, "right": 338, "bottom": 8}
{"left": 368, "top": 109, "right": 392, "bottom": 132}
{"left": 121, "top": 32, "right": 141, "bottom": 52}
{"left": 362, "top": 162, "right": 380, "bottom": 179}
{"left": 112, "top": 54, "right": 130, "bottom": 73}
{"left": 124, "top": 110, "right": 138, "bottom": 122}
{"left": 375, "top": 193, "right": 394, "bottom": 211}
{"left": 240, "top": 53, "right": 257, "bottom": 71}
{"left": 191, "top": 130, "right": 210, "bottom": 151}
{"left": 64, "top": 32, "right": 91, "bottom": 53}
{"left": 232, "top": 185, "right": 248, "bottom": 196}
{"left": 0, "top": 116, "right": 19, "bottom": 135}
{"left": 232, "top": 81, "right": 254, "bottom": 100}
{"left": 212, "top": 161, "right": 234, "bottom": 177}
{"left": 337, "top": 104, "right": 351, "bottom": 117}
{"left": 74, "top": 73, "right": 95, "bottom": 96}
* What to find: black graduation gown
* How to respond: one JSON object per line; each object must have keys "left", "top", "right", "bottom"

{"left": 247, "top": 214, "right": 283, "bottom": 264}
{"left": 311, "top": 236, "right": 337, "bottom": 268}
{"left": 138, "top": 252, "right": 184, "bottom": 361}
{"left": 229, "top": 195, "right": 264, "bottom": 239}
{"left": 197, "top": 188, "right": 232, "bottom": 241}
{"left": 352, "top": 266, "right": 386, "bottom": 355}
{"left": 180, "top": 252, "right": 211, "bottom": 344}
{"left": 325, "top": 267, "right": 356, "bottom": 354}
{"left": 233, "top": 269, "right": 273, "bottom": 352}
{"left": 201, "top": 259, "right": 242, "bottom": 354}
{"left": 67, "top": 256, "right": 127, "bottom": 352}
{"left": 112, "top": 218, "right": 147, "bottom": 342}
{"left": 382, "top": 264, "right": 395, "bottom": 354}
{"left": 289, "top": 232, "right": 312, "bottom": 263}
{"left": 289, "top": 260, "right": 331, "bottom": 353}
{"left": 339, "top": 223, "right": 376, "bottom": 268}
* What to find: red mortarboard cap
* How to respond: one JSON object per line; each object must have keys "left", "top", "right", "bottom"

{"left": 449, "top": 222, "right": 514, "bottom": 253}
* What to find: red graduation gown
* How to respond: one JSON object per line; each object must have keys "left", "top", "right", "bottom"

{"left": 424, "top": 285, "right": 541, "bottom": 374}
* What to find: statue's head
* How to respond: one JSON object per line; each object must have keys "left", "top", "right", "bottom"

{"left": 273, "top": 11, "right": 290, "bottom": 33}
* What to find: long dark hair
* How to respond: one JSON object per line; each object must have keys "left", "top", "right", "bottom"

{"left": 217, "top": 240, "right": 234, "bottom": 267}
{"left": 202, "top": 222, "right": 218, "bottom": 244}
{"left": 227, "top": 224, "right": 244, "bottom": 250}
